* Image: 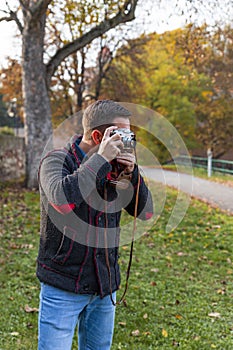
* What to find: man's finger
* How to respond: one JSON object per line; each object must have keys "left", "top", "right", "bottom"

{"left": 117, "top": 154, "right": 135, "bottom": 162}
{"left": 102, "top": 126, "right": 118, "bottom": 140}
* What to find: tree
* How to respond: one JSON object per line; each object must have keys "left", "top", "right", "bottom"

{"left": 0, "top": 58, "right": 23, "bottom": 118}
{"left": 0, "top": 0, "right": 138, "bottom": 188}
{"left": 101, "top": 30, "right": 207, "bottom": 158}
{"left": 177, "top": 24, "right": 233, "bottom": 157}
{"left": 99, "top": 35, "right": 149, "bottom": 102}
{"left": 102, "top": 25, "right": 233, "bottom": 160}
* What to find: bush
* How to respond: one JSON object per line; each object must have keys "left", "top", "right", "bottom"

{"left": 0, "top": 126, "right": 14, "bottom": 135}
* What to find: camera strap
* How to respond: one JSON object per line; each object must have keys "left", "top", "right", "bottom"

{"left": 104, "top": 152, "right": 140, "bottom": 306}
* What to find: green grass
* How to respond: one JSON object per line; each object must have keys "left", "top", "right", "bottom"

{"left": 0, "top": 181, "right": 233, "bottom": 349}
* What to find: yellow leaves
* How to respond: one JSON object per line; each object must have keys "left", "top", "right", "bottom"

{"left": 217, "top": 288, "right": 226, "bottom": 295}
{"left": 166, "top": 255, "right": 172, "bottom": 261}
{"left": 201, "top": 90, "right": 213, "bottom": 100}
{"left": 162, "top": 328, "right": 168, "bottom": 337}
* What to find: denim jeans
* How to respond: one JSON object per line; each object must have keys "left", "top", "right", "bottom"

{"left": 38, "top": 283, "right": 116, "bottom": 350}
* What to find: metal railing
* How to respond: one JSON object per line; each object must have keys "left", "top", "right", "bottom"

{"left": 168, "top": 155, "right": 233, "bottom": 175}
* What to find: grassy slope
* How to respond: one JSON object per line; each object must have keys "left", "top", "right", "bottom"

{"left": 0, "top": 182, "right": 233, "bottom": 350}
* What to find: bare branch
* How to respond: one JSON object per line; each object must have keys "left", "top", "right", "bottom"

{"left": 46, "top": 0, "right": 138, "bottom": 85}
{"left": 0, "top": 15, "right": 12, "bottom": 22}
{"left": 0, "top": 5, "right": 23, "bottom": 33}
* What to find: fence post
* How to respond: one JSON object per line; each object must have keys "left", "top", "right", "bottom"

{"left": 207, "top": 148, "right": 212, "bottom": 177}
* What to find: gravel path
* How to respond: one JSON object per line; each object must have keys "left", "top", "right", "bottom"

{"left": 142, "top": 167, "right": 233, "bottom": 215}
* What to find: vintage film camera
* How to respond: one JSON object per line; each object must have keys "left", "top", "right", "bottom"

{"left": 110, "top": 128, "right": 136, "bottom": 153}
{"left": 109, "top": 128, "right": 136, "bottom": 189}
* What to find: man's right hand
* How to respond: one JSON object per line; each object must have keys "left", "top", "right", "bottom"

{"left": 97, "top": 126, "right": 124, "bottom": 162}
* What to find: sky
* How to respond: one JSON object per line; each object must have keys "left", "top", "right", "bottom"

{"left": 0, "top": 0, "right": 232, "bottom": 66}
{"left": 0, "top": 21, "right": 20, "bottom": 65}
{"left": 0, "top": 0, "right": 187, "bottom": 66}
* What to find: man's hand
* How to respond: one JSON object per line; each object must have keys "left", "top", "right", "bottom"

{"left": 97, "top": 126, "right": 124, "bottom": 162}
{"left": 116, "top": 152, "right": 136, "bottom": 174}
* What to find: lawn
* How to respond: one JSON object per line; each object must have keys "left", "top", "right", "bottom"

{"left": 0, "top": 181, "right": 233, "bottom": 349}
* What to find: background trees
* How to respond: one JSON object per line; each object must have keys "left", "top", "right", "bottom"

{"left": 100, "top": 25, "right": 233, "bottom": 160}
{"left": 0, "top": 0, "right": 232, "bottom": 181}
{"left": 0, "top": 0, "right": 138, "bottom": 188}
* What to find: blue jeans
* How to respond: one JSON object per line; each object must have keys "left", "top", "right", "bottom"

{"left": 38, "top": 283, "right": 116, "bottom": 350}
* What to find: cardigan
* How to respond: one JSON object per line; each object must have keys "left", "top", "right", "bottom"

{"left": 36, "top": 135, "right": 153, "bottom": 297}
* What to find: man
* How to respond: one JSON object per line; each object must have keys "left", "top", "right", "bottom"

{"left": 37, "top": 100, "right": 153, "bottom": 350}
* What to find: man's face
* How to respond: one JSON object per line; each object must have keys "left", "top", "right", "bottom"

{"left": 112, "top": 117, "right": 130, "bottom": 130}
{"left": 90, "top": 117, "right": 131, "bottom": 146}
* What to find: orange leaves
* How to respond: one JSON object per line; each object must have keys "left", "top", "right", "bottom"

{"left": 175, "top": 314, "right": 183, "bottom": 320}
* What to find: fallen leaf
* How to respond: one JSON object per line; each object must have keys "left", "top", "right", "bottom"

{"left": 143, "top": 331, "right": 151, "bottom": 335}
{"left": 162, "top": 329, "right": 168, "bottom": 337}
{"left": 175, "top": 314, "right": 183, "bottom": 320}
{"left": 21, "top": 244, "right": 33, "bottom": 249}
{"left": 24, "top": 304, "right": 39, "bottom": 313}
{"left": 131, "top": 329, "right": 140, "bottom": 337}
{"left": 172, "top": 339, "right": 180, "bottom": 346}
{"left": 10, "top": 332, "right": 19, "bottom": 336}
{"left": 194, "top": 335, "right": 200, "bottom": 341}
{"left": 150, "top": 268, "right": 159, "bottom": 273}
{"left": 142, "top": 232, "right": 150, "bottom": 237}
{"left": 118, "top": 322, "right": 126, "bottom": 327}
{"left": 217, "top": 288, "right": 226, "bottom": 295}
{"left": 177, "top": 252, "right": 185, "bottom": 256}
{"left": 208, "top": 312, "right": 221, "bottom": 318}
{"left": 150, "top": 281, "right": 157, "bottom": 286}
{"left": 147, "top": 243, "right": 155, "bottom": 248}
{"left": 143, "top": 313, "right": 148, "bottom": 319}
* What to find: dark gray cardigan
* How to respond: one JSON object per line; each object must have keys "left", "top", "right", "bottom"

{"left": 36, "top": 136, "right": 153, "bottom": 297}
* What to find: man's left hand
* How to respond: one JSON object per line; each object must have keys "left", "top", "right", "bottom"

{"left": 116, "top": 152, "right": 136, "bottom": 174}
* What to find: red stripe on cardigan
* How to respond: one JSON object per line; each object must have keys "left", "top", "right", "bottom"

{"left": 50, "top": 202, "right": 76, "bottom": 214}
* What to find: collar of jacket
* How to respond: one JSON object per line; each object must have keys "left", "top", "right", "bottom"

{"left": 65, "top": 134, "right": 86, "bottom": 165}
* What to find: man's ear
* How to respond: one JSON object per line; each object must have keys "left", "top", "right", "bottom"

{"left": 91, "top": 130, "right": 103, "bottom": 145}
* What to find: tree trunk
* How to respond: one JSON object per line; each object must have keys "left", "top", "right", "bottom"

{"left": 17, "top": 0, "right": 138, "bottom": 188}
{"left": 22, "top": 14, "right": 52, "bottom": 189}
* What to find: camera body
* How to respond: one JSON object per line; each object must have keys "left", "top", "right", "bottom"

{"left": 109, "top": 128, "right": 136, "bottom": 188}
{"left": 110, "top": 128, "right": 136, "bottom": 153}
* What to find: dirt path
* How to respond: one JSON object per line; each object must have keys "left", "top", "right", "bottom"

{"left": 142, "top": 168, "right": 233, "bottom": 215}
